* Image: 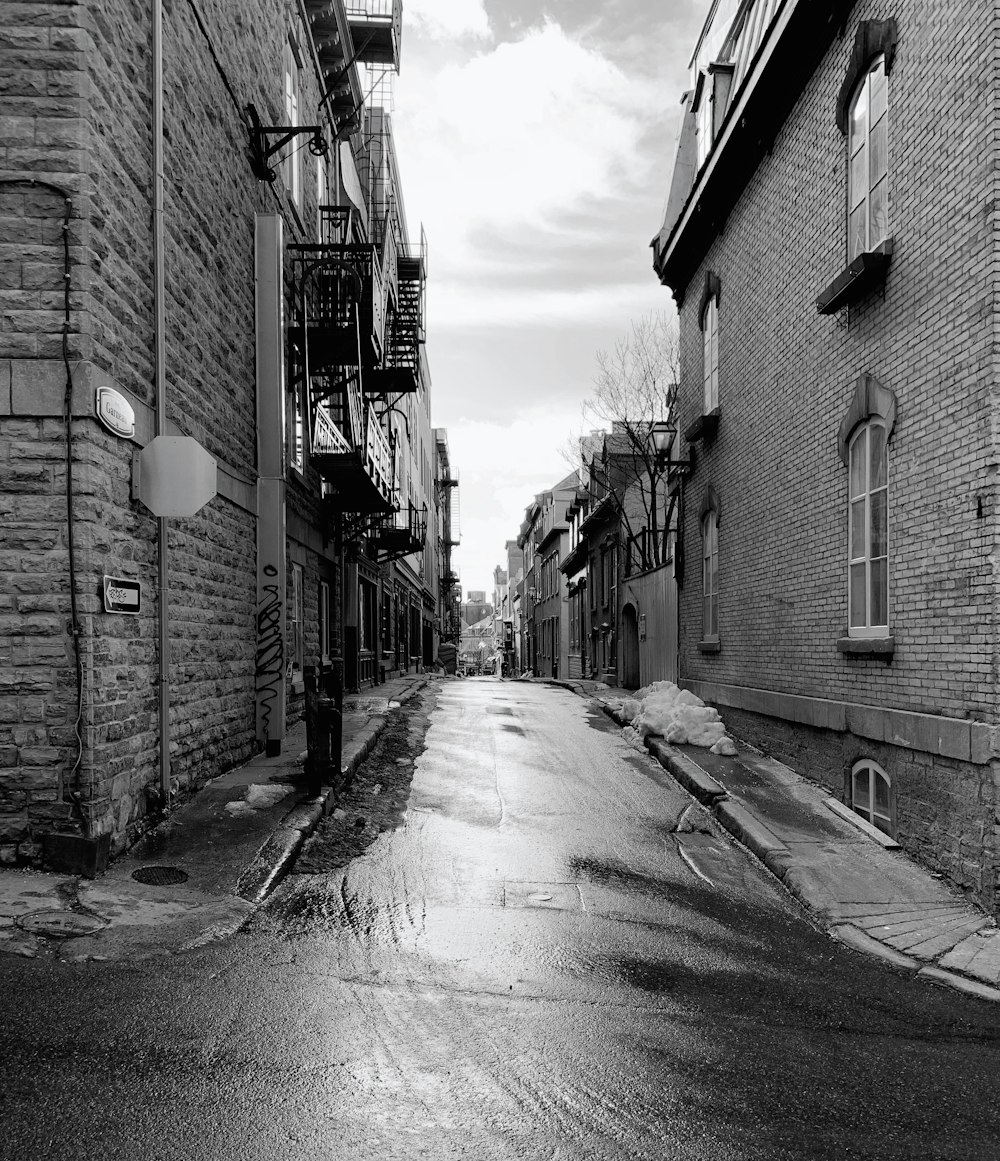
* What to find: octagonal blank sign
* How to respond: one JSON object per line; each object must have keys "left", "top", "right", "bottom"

{"left": 138, "top": 435, "right": 217, "bottom": 518}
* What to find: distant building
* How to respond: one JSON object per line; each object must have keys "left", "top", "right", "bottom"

{"left": 461, "top": 596, "right": 493, "bottom": 629}
{"left": 517, "top": 471, "right": 580, "bottom": 680}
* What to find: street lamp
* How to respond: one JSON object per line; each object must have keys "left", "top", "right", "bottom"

{"left": 650, "top": 421, "right": 694, "bottom": 476}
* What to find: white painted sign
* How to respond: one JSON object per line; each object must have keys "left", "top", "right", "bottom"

{"left": 103, "top": 575, "right": 141, "bottom": 614}
{"left": 95, "top": 386, "right": 135, "bottom": 438}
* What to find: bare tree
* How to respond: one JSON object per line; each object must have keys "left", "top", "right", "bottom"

{"left": 568, "top": 312, "right": 681, "bottom": 572}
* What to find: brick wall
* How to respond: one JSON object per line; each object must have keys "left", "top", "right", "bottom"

{"left": 667, "top": 0, "right": 999, "bottom": 908}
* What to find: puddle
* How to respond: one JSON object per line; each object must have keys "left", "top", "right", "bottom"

{"left": 17, "top": 910, "right": 108, "bottom": 938}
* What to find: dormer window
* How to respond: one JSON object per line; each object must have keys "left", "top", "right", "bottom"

{"left": 694, "top": 63, "right": 735, "bottom": 171}
{"left": 695, "top": 72, "right": 712, "bottom": 169}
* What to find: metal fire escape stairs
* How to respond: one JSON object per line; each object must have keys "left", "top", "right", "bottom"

{"left": 289, "top": 225, "right": 397, "bottom": 544}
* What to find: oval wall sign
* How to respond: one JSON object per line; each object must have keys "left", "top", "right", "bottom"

{"left": 95, "top": 385, "right": 136, "bottom": 438}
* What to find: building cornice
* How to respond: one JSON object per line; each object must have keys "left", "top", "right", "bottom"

{"left": 654, "top": 0, "right": 854, "bottom": 299}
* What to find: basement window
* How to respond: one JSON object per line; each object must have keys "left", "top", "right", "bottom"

{"left": 851, "top": 759, "right": 893, "bottom": 835}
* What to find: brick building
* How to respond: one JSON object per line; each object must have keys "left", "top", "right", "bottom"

{"left": 653, "top": 0, "right": 999, "bottom": 910}
{"left": 517, "top": 470, "right": 579, "bottom": 680}
{"left": 0, "top": 0, "right": 450, "bottom": 871}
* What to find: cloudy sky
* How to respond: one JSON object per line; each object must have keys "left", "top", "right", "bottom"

{"left": 392, "top": 0, "right": 706, "bottom": 596}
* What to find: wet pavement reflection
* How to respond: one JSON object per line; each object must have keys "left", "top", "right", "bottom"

{"left": 261, "top": 678, "right": 1000, "bottom": 1159}
{"left": 2, "top": 678, "right": 999, "bottom": 1160}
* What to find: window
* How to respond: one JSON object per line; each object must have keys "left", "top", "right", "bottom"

{"left": 701, "top": 292, "right": 719, "bottom": 413}
{"left": 609, "top": 546, "right": 617, "bottom": 616}
{"left": 847, "top": 56, "right": 888, "bottom": 262}
{"left": 290, "top": 376, "right": 306, "bottom": 472}
{"left": 851, "top": 759, "right": 893, "bottom": 835}
{"left": 601, "top": 548, "right": 612, "bottom": 608}
{"left": 283, "top": 39, "right": 302, "bottom": 209}
{"left": 316, "top": 157, "right": 327, "bottom": 237}
{"left": 695, "top": 73, "right": 712, "bottom": 169}
{"left": 290, "top": 563, "right": 304, "bottom": 676}
{"left": 702, "top": 509, "right": 718, "bottom": 643}
{"left": 848, "top": 420, "right": 888, "bottom": 635}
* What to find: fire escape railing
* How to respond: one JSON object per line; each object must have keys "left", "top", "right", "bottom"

{"left": 363, "top": 400, "right": 394, "bottom": 498}
{"left": 290, "top": 238, "right": 387, "bottom": 372}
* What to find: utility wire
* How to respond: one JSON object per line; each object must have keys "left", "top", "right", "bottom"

{"left": 183, "top": 0, "right": 244, "bottom": 120}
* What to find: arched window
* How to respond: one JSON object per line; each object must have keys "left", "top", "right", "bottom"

{"left": 701, "top": 293, "right": 719, "bottom": 413}
{"left": 847, "top": 55, "right": 888, "bottom": 261}
{"left": 851, "top": 759, "right": 893, "bottom": 835}
{"left": 848, "top": 419, "right": 888, "bottom": 635}
{"left": 702, "top": 508, "right": 718, "bottom": 643}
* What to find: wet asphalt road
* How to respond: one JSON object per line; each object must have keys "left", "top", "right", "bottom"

{"left": 2, "top": 678, "right": 1000, "bottom": 1160}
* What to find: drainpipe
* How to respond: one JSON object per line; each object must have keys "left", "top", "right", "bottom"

{"left": 152, "top": 0, "right": 171, "bottom": 801}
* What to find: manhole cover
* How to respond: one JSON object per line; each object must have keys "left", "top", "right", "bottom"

{"left": 131, "top": 865, "right": 189, "bottom": 886}
{"left": 17, "top": 910, "right": 107, "bottom": 938}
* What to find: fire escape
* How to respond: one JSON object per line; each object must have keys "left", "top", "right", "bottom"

{"left": 289, "top": 213, "right": 395, "bottom": 523}
{"left": 437, "top": 460, "right": 461, "bottom": 642}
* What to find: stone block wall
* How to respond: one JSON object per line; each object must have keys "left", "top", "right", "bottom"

{"left": 668, "top": 0, "right": 1000, "bottom": 908}
{"left": 0, "top": 0, "right": 342, "bottom": 861}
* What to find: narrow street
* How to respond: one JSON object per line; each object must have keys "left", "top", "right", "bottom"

{"left": 2, "top": 680, "right": 1000, "bottom": 1160}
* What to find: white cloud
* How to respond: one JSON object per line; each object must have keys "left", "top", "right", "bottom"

{"left": 394, "top": 21, "right": 662, "bottom": 270}
{"left": 404, "top": 0, "right": 490, "bottom": 41}
{"left": 446, "top": 407, "right": 585, "bottom": 592}
{"left": 428, "top": 278, "right": 668, "bottom": 330}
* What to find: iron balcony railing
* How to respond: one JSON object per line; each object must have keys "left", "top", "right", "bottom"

{"left": 373, "top": 501, "right": 427, "bottom": 560}
{"left": 290, "top": 234, "right": 388, "bottom": 369}
{"left": 363, "top": 401, "right": 393, "bottom": 500}
{"left": 344, "top": 0, "right": 401, "bottom": 68}
{"left": 310, "top": 377, "right": 394, "bottom": 514}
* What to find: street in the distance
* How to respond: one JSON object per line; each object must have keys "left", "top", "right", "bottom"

{"left": 2, "top": 678, "right": 999, "bottom": 1161}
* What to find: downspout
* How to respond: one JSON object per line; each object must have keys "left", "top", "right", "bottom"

{"left": 152, "top": 0, "right": 171, "bottom": 801}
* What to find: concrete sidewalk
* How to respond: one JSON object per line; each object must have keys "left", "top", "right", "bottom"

{"left": 0, "top": 674, "right": 431, "bottom": 961}
{"left": 550, "top": 677, "right": 1000, "bottom": 1004}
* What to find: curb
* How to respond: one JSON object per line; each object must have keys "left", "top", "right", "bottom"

{"left": 830, "top": 923, "right": 921, "bottom": 971}
{"left": 238, "top": 678, "right": 428, "bottom": 905}
{"left": 646, "top": 738, "right": 727, "bottom": 806}
{"left": 579, "top": 687, "right": 1000, "bottom": 1005}
{"left": 714, "top": 799, "right": 788, "bottom": 865}
{"left": 917, "top": 966, "right": 1000, "bottom": 1004}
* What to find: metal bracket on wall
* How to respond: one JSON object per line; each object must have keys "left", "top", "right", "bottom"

{"left": 245, "top": 103, "right": 328, "bottom": 182}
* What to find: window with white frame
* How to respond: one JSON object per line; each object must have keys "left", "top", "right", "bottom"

{"left": 316, "top": 157, "right": 327, "bottom": 237}
{"left": 851, "top": 759, "right": 893, "bottom": 835}
{"left": 702, "top": 509, "right": 718, "bottom": 642}
{"left": 848, "top": 420, "right": 888, "bottom": 635}
{"left": 701, "top": 292, "right": 719, "bottom": 413}
{"left": 290, "top": 563, "right": 304, "bottom": 677}
{"left": 283, "top": 39, "right": 302, "bottom": 209}
{"left": 695, "top": 73, "right": 712, "bottom": 169}
{"left": 847, "top": 55, "right": 888, "bottom": 262}
{"left": 290, "top": 375, "right": 306, "bottom": 472}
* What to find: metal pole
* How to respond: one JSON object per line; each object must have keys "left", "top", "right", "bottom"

{"left": 152, "top": 0, "right": 170, "bottom": 801}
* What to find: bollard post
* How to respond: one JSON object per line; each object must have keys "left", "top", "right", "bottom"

{"left": 302, "top": 665, "right": 326, "bottom": 795}
{"left": 327, "top": 653, "right": 344, "bottom": 793}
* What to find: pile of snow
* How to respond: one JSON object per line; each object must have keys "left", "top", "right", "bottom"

{"left": 606, "top": 681, "right": 738, "bottom": 755}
